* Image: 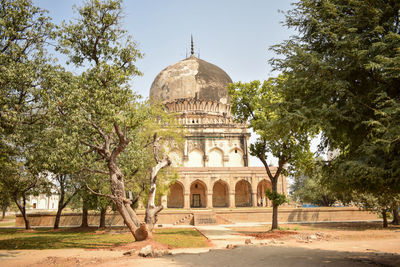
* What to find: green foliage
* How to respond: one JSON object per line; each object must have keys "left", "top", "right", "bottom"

{"left": 291, "top": 159, "right": 338, "bottom": 207}
{"left": 265, "top": 188, "right": 287, "bottom": 207}
{"left": 272, "top": 0, "right": 400, "bottom": 218}
{"left": 229, "top": 76, "right": 315, "bottom": 229}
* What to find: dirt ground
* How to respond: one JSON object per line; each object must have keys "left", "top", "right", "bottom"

{"left": 1, "top": 222, "right": 400, "bottom": 267}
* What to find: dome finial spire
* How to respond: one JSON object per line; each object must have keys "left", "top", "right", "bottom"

{"left": 191, "top": 34, "right": 194, "bottom": 56}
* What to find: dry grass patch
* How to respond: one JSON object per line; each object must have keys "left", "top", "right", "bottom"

{"left": 0, "top": 227, "right": 209, "bottom": 250}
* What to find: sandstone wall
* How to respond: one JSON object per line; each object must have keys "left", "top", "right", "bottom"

{"left": 16, "top": 207, "right": 378, "bottom": 227}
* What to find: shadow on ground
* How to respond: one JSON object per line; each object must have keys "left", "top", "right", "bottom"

{"left": 165, "top": 245, "right": 400, "bottom": 267}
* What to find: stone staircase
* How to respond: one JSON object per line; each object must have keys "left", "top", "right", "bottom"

{"left": 172, "top": 214, "right": 194, "bottom": 225}
{"left": 193, "top": 211, "right": 218, "bottom": 225}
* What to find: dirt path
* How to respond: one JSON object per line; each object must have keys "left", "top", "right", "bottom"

{"left": 1, "top": 222, "right": 399, "bottom": 267}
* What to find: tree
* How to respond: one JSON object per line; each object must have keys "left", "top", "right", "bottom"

{"left": 228, "top": 77, "right": 314, "bottom": 230}
{"left": 56, "top": 0, "right": 181, "bottom": 240}
{"left": 0, "top": 0, "right": 55, "bottom": 229}
{"left": 291, "top": 159, "right": 337, "bottom": 207}
{"left": 271, "top": 0, "right": 400, "bottom": 227}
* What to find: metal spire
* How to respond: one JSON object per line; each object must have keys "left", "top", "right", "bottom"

{"left": 191, "top": 35, "right": 194, "bottom": 56}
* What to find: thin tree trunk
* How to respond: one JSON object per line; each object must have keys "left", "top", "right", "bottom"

{"left": 271, "top": 179, "right": 279, "bottom": 230}
{"left": 54, "top": 189, "right": 65, "bottom": 229}
{"left": 81, "top": 198, "right": 89, "bottom": 228}
{"left": 1, "top": 209, "right": 5, "bottom": 220}
{"left": 391, "top": 205, "right": 399, "bottom": 225}
{"left": 382, "top": 209, "right": 388, "bottom": 228}
{"left": 99, "top": 207, "right": 106, "bottom": 228}
{"left": 14, "top": 195, "right": 30, "bottom": 230}
{"left": 144, "top": 134, "right": 171, "bottom": 233}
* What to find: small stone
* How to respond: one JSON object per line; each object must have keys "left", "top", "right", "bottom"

{"left": 245, "top": 239, "right": 252, "bottom": 244}
{"left": 153, "top": 249, "right": 169, "bottom": 257}
{"left": 226, "top": 244, "right": 234, "bottom": 249}
{"left": 139, "top": 245, "right": 153, "bottom": 257}
{"left": 309, "top": 234, "right": 318, "bottom": 240}
{"left": 123, "top": 251, "right": 132, "bottom": 256}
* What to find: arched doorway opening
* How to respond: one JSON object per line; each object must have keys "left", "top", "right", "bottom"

{"left": 190, "top": 180, "right": 207, "bottom": 208}
{"left": 235, "top": 180, "right": 252, "bottom": 207}
{"left": 167, "top": 182, "right": 184, "bottom": 208}
{"left": 213, "top": 180, "right": 229, "bottom": 207}
{"left": 257, "top": 179, "right": 272, "bottom": 207}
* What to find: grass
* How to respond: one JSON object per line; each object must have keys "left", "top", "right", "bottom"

{"left": 0, "top": 227, "right": 208, "bottom": 250}
{"left": 153, "top": 228, "right": 208, "bottom": 248}
{"left": 0, "top": 215, "right": 15, "bottom": 227}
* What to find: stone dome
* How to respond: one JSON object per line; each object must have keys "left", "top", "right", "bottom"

{"left": 150, "top": 55, "right": 233, "bottom": 105}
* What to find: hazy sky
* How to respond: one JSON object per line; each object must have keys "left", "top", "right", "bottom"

{"left": 33, "top": 0, "right": 300, "bottom": 166}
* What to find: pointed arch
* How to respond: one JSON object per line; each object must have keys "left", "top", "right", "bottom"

{"left": 212, "top": 180, "right": 229, "bottom": 207}
{"left": 167, "top": 181, "right": 184, "bottom": 208}
{"left": 257, "top": 179, "right": 272, "bottom": 207}
{"left": 235, "top": 180, "right": 252, "bottom": 207}
{"left": 190, "top": 180, "right": 207, "bottom": 208}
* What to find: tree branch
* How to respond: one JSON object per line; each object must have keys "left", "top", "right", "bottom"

{"left": 82, "top": 167, "right": 109, "bottom": 175}
{"left": 86, "top": 183, "right": 115, "bottom": 201}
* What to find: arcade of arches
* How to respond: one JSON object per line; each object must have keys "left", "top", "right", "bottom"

{"left": 166, "top": 167, "right": 282, "bottom": 209}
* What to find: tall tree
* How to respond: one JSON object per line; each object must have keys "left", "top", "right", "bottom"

{"left": 57, "top": 0, "right": 180, "bottom": 240}
{"left": 229, "top": 77, "right": 314, "bottom": 230}
{"left": 271, "top": 0, "right": 400, "bottom": 227}
{"left": 0, "top": 0, "right": 56, "bottom": 229}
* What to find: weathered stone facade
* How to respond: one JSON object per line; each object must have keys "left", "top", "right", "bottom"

{"left": 150, "top": 55, "right": 286, "bottom": 209}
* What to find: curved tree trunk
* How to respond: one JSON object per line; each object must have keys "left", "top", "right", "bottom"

{"left": 144, "top": 134, "right": 171, "bottom": 233}
{"left": 14, "top": 195, "right": 30, "bottom": 230}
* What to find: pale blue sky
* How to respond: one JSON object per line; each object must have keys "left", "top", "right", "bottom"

{"left": 34, "top": 0, "right": 305, "bottom": 166}
{"left": 34, "top": 0, "right": 295, "bottom": 97}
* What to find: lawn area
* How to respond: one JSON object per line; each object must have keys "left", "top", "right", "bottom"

{"left": 154, "top": 228, "right": 208, "bottom": 248}
{"left": 0, "top": 215, "right": 15, "bottom": 227}
{"left": 0, "top": 227, "right": 208, "bottom": 250}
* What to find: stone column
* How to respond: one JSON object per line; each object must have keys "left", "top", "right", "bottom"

{"left": 229, "top": 193, "right": 235, "bottom": 208}
{"left": 184, "top": 193, "right": 190, "bottom": 209}
{"left": 207, "top": 191, "right": 213, "bottom": 208}
{"left": 251, "top": 192, "right": 257, "bottom": 207}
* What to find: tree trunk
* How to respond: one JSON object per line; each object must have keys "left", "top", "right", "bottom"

{"left": 54, "top": 189, "right": 65, "bottom": 229}
{"left": 382, "top": 209, "right": 388, "bottom": 228}
{"left": 81, "top": 198, "right": 89, "bottom": 228}
{"left": 144, "top": 135, "right": 170, "bottom": 233}
{"left": 14, "top": 195, "right": 30, "bottom": 230}
{"left": 1, "top": 209, "right": 5, "bottom": 220}
{"left": 392, "top": 205, "right": 399, "bottom": 225}
{"left": 108, "top": 162, "right": 149, "bottom": 241}
{"left": 270, "top": 178, "right": 279, "bottom": 230}
{"left": 99, "top": 207, "right": 106, "bottom": 228}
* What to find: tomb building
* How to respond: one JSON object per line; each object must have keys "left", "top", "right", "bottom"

{"left": 150, "top": 49, "right": 286, "bottom": 209}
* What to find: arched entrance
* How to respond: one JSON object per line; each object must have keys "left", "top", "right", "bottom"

{"left": 190, "top": 180, "right": 207, "bottom": 208}
{"left": 212, "top": 180, "right": 229, "bottom": 207}
{"left": 235, "top": 180, "right": 252, "bottom": 207}
{"left": 167, "top": 182, "right": 184, "bottom": 208}
{"left": 257, "top": 179, "right": 272, "bottom": 207}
